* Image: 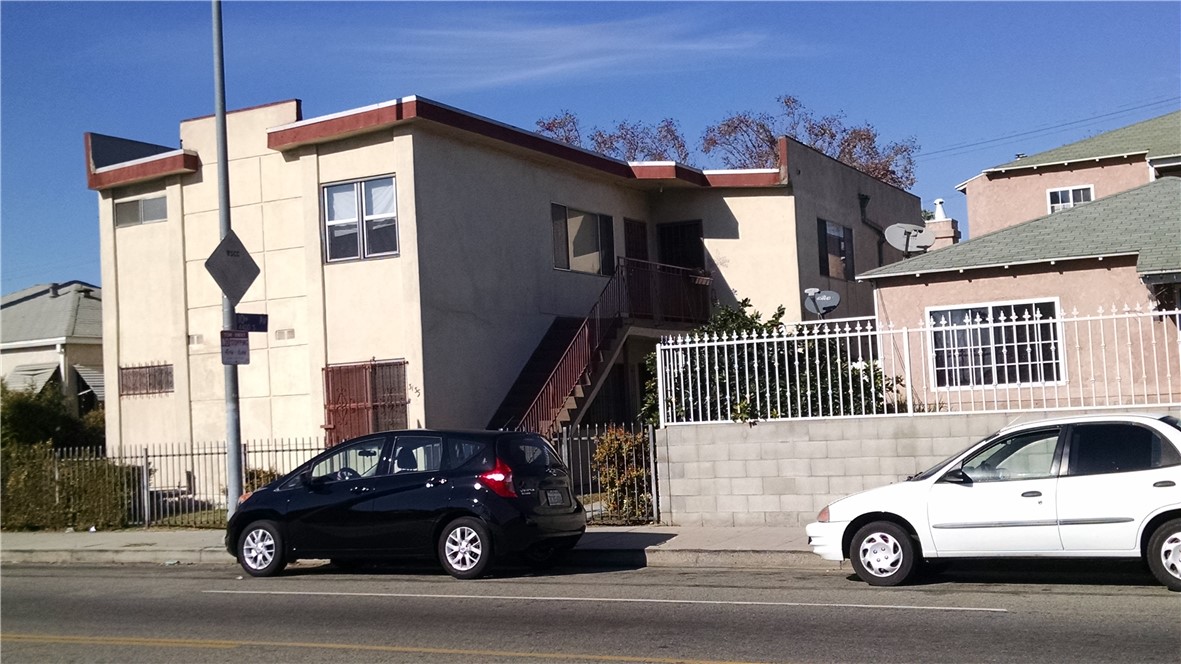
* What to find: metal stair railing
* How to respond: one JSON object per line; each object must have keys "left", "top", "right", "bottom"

{"left": 517, "top": 258, "right": 709, "bottom": 435}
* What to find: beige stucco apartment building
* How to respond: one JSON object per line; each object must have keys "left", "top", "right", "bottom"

{"left": 86, "top": 96, "right": 919, "bottom": 452}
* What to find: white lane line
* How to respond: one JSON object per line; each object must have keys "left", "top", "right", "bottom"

{"left": 204, "top": 590, "right": 1006, "bottom": 613}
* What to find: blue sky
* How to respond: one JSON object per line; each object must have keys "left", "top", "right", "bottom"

{"left": 2, "top": 1, "right": 1178, "bottom": 293}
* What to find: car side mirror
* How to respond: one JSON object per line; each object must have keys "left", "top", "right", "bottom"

{"left": 941, "top": 468, "right": 972, "bottom": 484}
{"left": 298, "top": 470, "right": 313, "bottom": 487}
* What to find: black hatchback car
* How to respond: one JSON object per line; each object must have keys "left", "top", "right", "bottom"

{"left": 226, "top": 429, "right": 586, "bottom": 579}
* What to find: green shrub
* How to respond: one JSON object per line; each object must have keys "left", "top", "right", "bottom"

{"left": 1, "top": 442, "right": 140, "bottom": 530}
{"left": 591, "top": 427, "right": 652, "bottom": 523}
{"left": 244, "top": 467, "right": 281, "bottom": 492}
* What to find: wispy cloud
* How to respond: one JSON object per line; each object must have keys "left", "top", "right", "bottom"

{"left": 308, "top": 8, "right": 814, "bottom": 94}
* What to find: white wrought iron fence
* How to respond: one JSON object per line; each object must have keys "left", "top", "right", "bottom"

{"left": 657, "top": 306, "right": 1181, "bottom": 425}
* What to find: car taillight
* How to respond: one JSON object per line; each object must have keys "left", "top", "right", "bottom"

{"left": 817, "top": 505, "right": 830, "bottom": 523}
{"left": 479, "top": 458, "right": 517, "bottom": 498}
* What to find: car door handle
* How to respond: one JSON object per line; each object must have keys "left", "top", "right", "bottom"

{"left": 426, "top": 477, "right": 448, "bottom": 487}
{"left": 1154, "top": 481, "right": 1176, "bottom": 488}
{"left": 349, "top": 486, "right": 374, "bottom": 494}
{"left": 1021, "top": 491, "right": 1042, "bottom": 498}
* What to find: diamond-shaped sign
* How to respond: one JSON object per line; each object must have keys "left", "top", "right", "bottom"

{"left": 205, "top": 230, "right": 259, "bottom": 307}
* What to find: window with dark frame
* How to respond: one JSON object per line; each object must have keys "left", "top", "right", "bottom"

{"left": 929, "top": 300, "right": 1062, "bottom": 388}
{"left": 119, "top": 364, "right": 174, "bottom": 396}
{"left": 323, "top": 176, "right": 398, "bottom": 262}
{"left": 114, "top": 196, "right": 167, "bottom": 228}
{"left": 817, "top": 219, "right": 854, "bottom": 280}
{"left": 552, "top": 204, "right": 615, "bottom": 276}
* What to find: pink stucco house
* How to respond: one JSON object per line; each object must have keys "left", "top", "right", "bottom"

{"left": 956, "top": 110, "right": 1181, "bottom": 238}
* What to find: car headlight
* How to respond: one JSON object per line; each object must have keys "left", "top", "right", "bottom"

{"left": 817, "top": 505, "right": 830, "bottom": 523}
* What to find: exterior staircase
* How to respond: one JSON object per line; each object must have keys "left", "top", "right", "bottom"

{"left": 487, "top": 258, "right": 711, "bottom": 434}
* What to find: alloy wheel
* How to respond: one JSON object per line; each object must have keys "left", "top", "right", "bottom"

{"left": 242, "top": 527, "right": 276, "bottom": 571}
{"left": 444, "top": 526, "right": 483, "bottom": 572}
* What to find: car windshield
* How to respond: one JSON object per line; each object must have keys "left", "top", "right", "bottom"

{"left": 907, "top": 433, "right": 998, "bottom": 481}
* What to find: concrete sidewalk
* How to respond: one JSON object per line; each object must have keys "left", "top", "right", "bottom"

{"left": 0, "top": 525, "right": 837, "bottom": 570}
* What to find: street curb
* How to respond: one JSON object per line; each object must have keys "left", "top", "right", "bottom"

{"left": 1, "top": 547, "right": 839, "bottom": 570}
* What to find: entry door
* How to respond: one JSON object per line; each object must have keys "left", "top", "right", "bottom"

{"left": 624, "top": 219, "right": 649, "bottom": 261}
{"left": 657, "top": 220, "right": 704, "bottom": 269}
{"left": 926, "top": 428, "right": 1063, "bottom": 554}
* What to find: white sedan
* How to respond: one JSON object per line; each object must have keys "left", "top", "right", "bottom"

{"left": 805, "top": 413, "right": 1181, "bottom": 590}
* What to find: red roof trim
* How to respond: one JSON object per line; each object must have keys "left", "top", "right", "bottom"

{"left": 631, "top": 163, "right": 711, "bottom": 187}
{"left": 266, "top": 96, "right": 789, "bottom": 188}
{"left": 267, "top": 100, "right": 411, "bottom": 152}
{"left": 84, "top": 134, "right": 199, "bottom": 191}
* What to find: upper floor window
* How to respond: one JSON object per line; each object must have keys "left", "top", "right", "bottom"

{"left": 552, "top": 204, "right": 614, "bottom": 276}
{"left": 323, "top": 176, "right": 398, "bottom": 262}
{"left": 115, "top": 196, "right": 167, "bottom": 227}
{"left": 928, "top": 299, "right": 1062, "bottom": 388}
{"left": 1048, "top": 186, "right": 1092, "bottom": 213}
{"left": 119, "top": 364, "right": 174, "bottom": 396}
{"left": 818, "top": 219, "right": 854, "bottom": 280}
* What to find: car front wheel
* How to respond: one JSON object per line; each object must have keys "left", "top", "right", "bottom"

{"left": 1147, "top": 518, "right": 1181, "bottom": 591}
{"left": 849, "top": 521, "right": 917, "bottom": 587}
{"left": 237, "top": 520, "right": 287, "bottom": 577}
{"left": 438, "top": 517, "right": 492, "bottom": 580}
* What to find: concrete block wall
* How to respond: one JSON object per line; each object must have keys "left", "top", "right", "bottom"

{"left": 654, "top": 407, "right": 1178, "bottom": 527}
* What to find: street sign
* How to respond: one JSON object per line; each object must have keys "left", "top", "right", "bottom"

{"left": 234, "top": 313, "right": 269, "bottom": 333}
{"left": 220, "top": 330, "right": 250, "bottom": 365}
{"left": 205, "top": 230, "right": 259, "bottom": 307}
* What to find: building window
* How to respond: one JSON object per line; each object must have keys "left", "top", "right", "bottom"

{"left": 1048, "top": 186, "right": 1092, "bottom": 213}
{"left": 552, "top": 204, "right": 614, "bottom": 276}
{"left": 114, "top": 196, "right": 167, "bottom": 227}
{"left": 119, "top": 364, "right": 174, "bottom": 396}
{"left": 928, "top": 300, "right": 1062, "bottom": 388}
{"left": 322, "top": 359, "right": 409, "bottom": 445}
{"left": 323, "top": 176, "right": 398, "bottom": 262}
{"left": 818, "top": 219, "right": 854, "bottom": 280}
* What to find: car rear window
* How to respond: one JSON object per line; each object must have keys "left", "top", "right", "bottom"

{"left": 497, "top": 436, "right": 564, "bottom": 476}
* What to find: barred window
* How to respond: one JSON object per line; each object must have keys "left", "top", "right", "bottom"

{"left": 119, "top": 364, "right": 174, "bottom": 395}
{"left": 928, "top": 300, "right": 1062, "bottom": 388}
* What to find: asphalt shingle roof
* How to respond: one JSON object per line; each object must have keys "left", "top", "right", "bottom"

{"left": 1, "top": 282, "right": 103, "bottom": 344}
{"left": 860, "top": 177, "right": 1181, "bottom": 280}
{"left": 987, "top": 111, "right": 1181, "bottom": 172}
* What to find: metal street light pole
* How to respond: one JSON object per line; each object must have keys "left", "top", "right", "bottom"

{"left": 212, "top": 0, "right": 243, "bottom": 517}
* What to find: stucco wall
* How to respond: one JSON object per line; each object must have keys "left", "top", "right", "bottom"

{"left": 655, "top": 406, "right": 1181, "bottom": 527}
{"left": 411, "top": 128, "right": 650, "bottom": 428}
{"left": 785, "top": 139, "right": 917, "bottom": 320}
{"left": 649, "top": 188, "right": 798, "bottom": 319}
{"left": 962, "top": 158, "right": 1149, "bottom": 238}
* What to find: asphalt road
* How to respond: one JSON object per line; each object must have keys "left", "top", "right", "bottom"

{"left": 1, "top": 561, "right": 1178, "bottom": 663}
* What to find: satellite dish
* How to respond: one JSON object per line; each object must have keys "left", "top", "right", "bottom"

{"left": 804, "top": 289, "right": 841, "bottom": 317}
{"left": 884, "top": 223, "right": 936, "bottom": 255}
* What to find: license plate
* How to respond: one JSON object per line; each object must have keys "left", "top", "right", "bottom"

{"left": 545, "top": 489, "right": 565, "bottom": 505}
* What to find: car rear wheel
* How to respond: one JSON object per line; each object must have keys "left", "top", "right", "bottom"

{"left": 439, "top": 517, "right": 492, "bottom": 580}
{"left": 849, "top": 521, "right": 917, "bottom": 587}
{"left": 237, "top": 520, "right": 286, "bottom": 577}
{"left": 1147, "top": 518, "right": 1181, "bottom": 591}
